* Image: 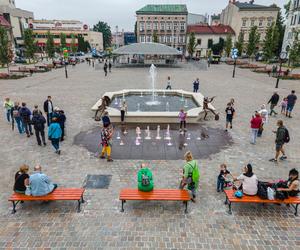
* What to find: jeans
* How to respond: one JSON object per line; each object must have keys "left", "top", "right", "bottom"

{"left": 217, "top": 178, "right": 225, "bottom": 191}
{"left": 6, "top": 109, "right": 11, "bottom": 122}
{"left": 180, "top": 121, "right": 186, "bottom": 129}
{"left": 14, "top": 117, "right": 24, "bottom": 134}
{"left": 193, "top": 88, "right": 198, "bottom": 93}
{"left": 46, "top": 112, "right": 53, "bottom": 126}
{"left": 251, "top": 128, "right": 259, "bottom": 144}
{"left": 179, "top": 180, "right": 196, "bottom": 198}
{"left": 51, "top": 138, "right": 60, "bottom": 151}
{"left": 23, "top": 121, "right": 32, "bottom": 136}
{"left": 35, "top": 129, "right": 46, "bottom": 145}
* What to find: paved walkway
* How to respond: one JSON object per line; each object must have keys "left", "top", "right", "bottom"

{"left": 0, "top": 62, "right": 299, "bottom": 249}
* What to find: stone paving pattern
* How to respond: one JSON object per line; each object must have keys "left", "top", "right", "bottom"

{"left": 0, "top": 61, "right": 299, "bottom": 249}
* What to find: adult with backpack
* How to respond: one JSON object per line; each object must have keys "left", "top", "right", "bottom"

{"left": 137, "top": 163, "right": 154, "bottom": 192}
{"left": 11, "top": 102, "right": 24, "bottom": 134}
{"left": 31, "top": 110, "right": 47, "bottom": 146}
{"left": 269, "top": 120, "right": 289, "bottom": 163}
{"left": 19, "top": 102, "right": 33, "bottom": 138}
{"left": 179, "top": 151, "right": 200, "bottom": 202}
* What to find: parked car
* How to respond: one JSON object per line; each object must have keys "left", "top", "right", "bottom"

{"left": 14, "top": 57, "right": 27, "bottom": 64}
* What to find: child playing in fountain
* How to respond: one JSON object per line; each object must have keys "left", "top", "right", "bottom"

{"left": 280, "top": 97, "right": 288, "bottom": 114}
{"left": 179, "top": 109, "right": 187, "bottom": 132}
{"left": 217, "top": 164, "right": 232, "bottom": 192}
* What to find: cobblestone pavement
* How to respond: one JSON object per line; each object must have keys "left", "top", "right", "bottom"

{"left": 0, "top": 62, "right": 299, "bottom": 249}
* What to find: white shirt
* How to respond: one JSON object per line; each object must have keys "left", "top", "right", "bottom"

{"left": 48, "top": 101, "right": 53, "bottom": 114}
{"left": 259, "top": 109, "right": 268, "bottom": 123}
{"left": 237, "top": 174, "right": 258, "bottom": 195}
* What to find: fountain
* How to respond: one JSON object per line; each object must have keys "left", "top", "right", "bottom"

{"left": 136, "top": 127, "right": 141, "bottom": 140}
{"left": 120, "top": 139, "right": 124, "bottom": 146}
{"left": 122, "top": 93, "right": 125, "bottom": 101}
{"left": 140, "top": 91, "right": 143, "bottom": 97}
{"left": 163, "top": 90, "right": 166, "bottom": 98}
{"left": 165, "top": 124, "right": 171, "bottom": 140}
{"left": 156, "top": 125, "right": 161, "bottom": 140}
{"left": 167, "top": 138, "right": 172, "bottom": 146}
{"left": 146, "top": 64, "right": 160, "bottom": 106}
{"left": 184, "top": 99, "right": 188, "bottom": 108}
{"left": 181, "top": 93, "right": 184, "bottom": 102}
{"left": 145, "top": 126, "right": 151, "bottom": 140}
{"left": 137, "top": 103, "right": 141, "bottom": 112}
{"left": 116, "top": 131, "right": 121, "bottom": 140}
{"left": 114, "top": 97, "right": 118, "bottom": 106}
{"left": 166, "top": 102, "right": 170, "bottom": 112}
{"left": 135, "top": 137, "right": 140, "bottom": 146}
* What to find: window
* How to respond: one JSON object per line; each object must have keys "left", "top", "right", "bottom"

{"left": 166, "top": 35, "right": 171, "bottom": 43}
{"left": 180, "top": 22, "right": 185, "bottom": 31}
{"left": 160, "top": 22, "right": 165, "bottom": 30}
{"left": 139, "top": 22, "right": 145, "bottom": 31}
{"left": 166, "top": 22, "right": 171, "bottom": 30}
{"left": 294, "top": 14, "right": 297, "bottom": 25}
{"left": 160, "top": 35, "right": 165, "bottom": 43}
{"left": 140, "top": 35, "right": 145, "bottom": 43}
{"left": 251, "top": 20, "right": 255, "bottom": 26}
{"left": 242, "top": 20, "right": 247, "bottom": 26}
{"left": 267, "top": 18, "right": 273, "bottom": 26}
{"left": 153, "top": 22, "right": 158, "bottom": 30}
{"left": 146, "top": 22, "right": 151, "bottom": 30}
{"left": 173, "top": 22, "right": 178, "bottom": 30}
{"left": 291, "top": 15, "right": 294, "bottom": 25}
{"left": 146, "top": 35, "right": 151, "bottom": 42}
{"left": 258, "top": 19, "right": 263, "bottom": 26}
{"left": 179, "top": 36, "right": 185, "bottom": 43}
{"left": 197, "top": 39, "right": 201, "bottom": 45}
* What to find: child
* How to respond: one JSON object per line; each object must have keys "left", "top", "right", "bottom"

{"left": 217, "top": 164, "right": 231, "bottom": 192}
{"left": 166, "top": 76, "right": 172, "bottom": 90}
{"left": 280, "top": 97, "right": 288, "bottom": 114}
{"left": 178, "top": 109, "right": 187, "bottom": 132}
{"left": 225, "top": 102, "right": 235, "bottom": 131}
{"left": 58, "top": 110, "right": 66, "bottom": 141}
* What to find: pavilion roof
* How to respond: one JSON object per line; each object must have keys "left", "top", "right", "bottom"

{"left": 113, "top": 43, "right": 182, "bottom": 55}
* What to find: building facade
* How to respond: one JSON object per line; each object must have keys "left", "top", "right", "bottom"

{"left": 187, "top": 13, "right": 207, "bottom": 25}
{"left": 220, "top": 1, "right": 278, "bottom": 47}
{"left": 124, "top": 32, "right": 136, "bottom": 45}
{"left": 210, "top": 14, "right": 221, "bottom": 26}
{"left": 31, "top": 19, "right": 103, "bottom": 51}
{"left": 187, "top": 24, "right": 235, "bottom": 57}
{"left": 136, "top": 4, "right": 188, "bottom": 52}
{"left": 0, "top": 0, "right": 33, "bottom": 47}
{"left": 282, "top": 0, "right": 300, "bottom": 53}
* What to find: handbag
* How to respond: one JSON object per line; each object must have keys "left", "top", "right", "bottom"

{"left": 267, "top": 187, "right": 275, "bottom": 200}
{"left": 25, "top": 185, "right": 31, "bottom": 196}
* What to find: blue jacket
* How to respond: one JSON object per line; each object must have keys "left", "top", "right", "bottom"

{"left": 29, "top": 171, "right": 55, "bottom": 196}
{"left": 48, "top": 122, "right": 62, "bottom": 139}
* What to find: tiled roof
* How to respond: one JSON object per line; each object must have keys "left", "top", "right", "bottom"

{"left": 0, "top": 15, "right": 11, "bottom": 28}
{"left": 136, "top": 4, "right": 188, "bottom": 14}
{"left": 234, "top": 1, "right": 279, "bottom": 10}
{"left": 187, "top": 25, "right": 235, "bottom": 35}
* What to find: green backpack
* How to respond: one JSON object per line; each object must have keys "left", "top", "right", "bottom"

{"left": 188, "top": 161, "right": 200, "bottom": 184}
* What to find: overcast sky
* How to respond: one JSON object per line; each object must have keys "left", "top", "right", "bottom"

{"left": 16, "top": 0, "right": 286, "bottom": 31}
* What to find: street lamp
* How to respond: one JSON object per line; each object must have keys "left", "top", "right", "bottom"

{"left": 275, "top": 51, "right": 287, "bottom": 88}
{"left": 231, "top": 48, "right": 238, "bottom": 78}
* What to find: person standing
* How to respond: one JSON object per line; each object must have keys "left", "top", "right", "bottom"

{"left": 258, "top": 104, "right": 268, "bottom": 137}
{"left": 43, "top": 96, "right": 53, "bottom": 126}
{"left": 267, "top": 92, "right": 279, "bottom": 116}
{"left": 100, "top": 124, "right": 113, "bottom": 162}
{"left": 203, "top": 96, "right": 218, "bottom": 120}
{"left": 48, "top": 117, "right": 62, "bottom": 154}
{"left": 179, "top": 151, "right": 200, "bottom": 202}
{"left": 269, "top": 120, "right": 289, "bottom": 163}
{"left": 11, "top": 102, "right": 24, "bottom": 134}
{"left": 102, "top": 111, "right": 111, "bottom": 128}
{"left": 178, "top": 109, "right": 187, "bottom": 132}
{"left": 193, "top": 78, "right": 200, "bottom": 93}
{"left": 166, "top": 76, "right": 172, "bottom": 90}
{"left": 19, "top": 102, "right": 33, "bottom": 138}
{"left": 225, "top": 102, "right": 235, "bottom": 131}
{"left": 3, "top": 97, "right": 13, "bottom": 122}
{"left": 286, "top": 90, "right": 297, "bottom": 118}
{"left": 120, "top": 101, "right": 127, "bottom": 123}
{"left": 108, "top": 61, "right": 112, "bottom": 73}
{"left": 58, "top": 109, "right": 66, "bottom": 141}
{"left": 104, "top": 61, "right": 108, "bottom": 76}
{"left": 250, "top": 112, "right": 262, "bottom": 144}
{"left": 31, "top": 110, "right": 47, "bottom": 146}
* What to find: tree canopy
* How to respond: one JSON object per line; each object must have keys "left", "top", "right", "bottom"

{"left": 93, "top": 21, "right": 112, "bottom": 49}
{"left": 24, "top": 29, "right": 37, "bottom": 63}
{"left": 60, "top": 33, "right": 67, "bottom": 50}
{"left": 45, "top": 31, "right": 55, "bottom": 59}
{"left": 235, "top": 31, "right": 244, "bottom": 56}
{"left": 187, "top": 32, "right": 196, "bottom": 57}
{"left": 224, "top": 35, "right": 232, "bottom": 57}
{"left": 247, "top": 26, "right": 260, "bottom": 57}
{"left": 0, "top": 26, "right": 13, "bottom": 70}
{"left": 70, "top": 34, "right": 77, "bottom": 53}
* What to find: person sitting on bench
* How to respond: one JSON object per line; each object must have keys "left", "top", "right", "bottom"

{"left": 277, "top": 168, "right": 299, "bottom": 197}
{"left": 29, "top": 165, "right": 57, "bottom": 196}
{"left": 14, "top": 165, "right": 30, "bottom": 194}
{"left": 234, "top": 164, "right": 258, "bottom": 196}
{"left": 137, "top": 163, "right": 153, "bottom": 192}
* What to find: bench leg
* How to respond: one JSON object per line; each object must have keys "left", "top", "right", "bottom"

{"left": 77, "top": 200, "right": 81, "bottom": 213}
{"left": 228, "top": 201, "right": 232, "bottom": 215}
{"left": 121, "top": 200, "right": 125, "bottom": 212}
{"left": 184, "top": 201, "right": 188, "bottom": 214}
{"left": 224, "top": 196, "right": 228, "bottom": 205}
{"left": 81, "top": 195, "right": 85, "bottom": 204}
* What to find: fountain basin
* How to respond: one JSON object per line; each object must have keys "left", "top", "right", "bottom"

{"left": 92, "top": 89, "right": 215, "bottom": 124}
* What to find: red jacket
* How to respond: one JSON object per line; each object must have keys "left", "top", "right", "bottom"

{"left": 250, "top": 115, "right": 262, "bottom": 129}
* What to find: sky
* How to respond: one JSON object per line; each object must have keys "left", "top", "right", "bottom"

{"left": 16, "top": 0, "right": 286, "bottom": 32}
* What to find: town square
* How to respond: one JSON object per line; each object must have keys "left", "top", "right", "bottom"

{"left": 0, "top": 0, "right": 300, "bottom": 249}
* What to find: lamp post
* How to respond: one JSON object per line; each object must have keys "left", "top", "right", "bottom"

{"left": 63, "top": 48, "right": 68, "bottom": 79}
{"left": 231, "top": 48, "right": 238, "bottom": 78}
{"left": 275, "top": 52, "right": 287, "bottom": 88}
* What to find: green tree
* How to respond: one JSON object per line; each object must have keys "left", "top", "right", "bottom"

{"left": 78, "top": 35, "right": 85, "bottom": 52}
{"left": 45, "top": 31, "right": 55, "bottom": 59}
{"left": 23, "top": 29, "right": 37, "bottom": 63}
{"left": 247, "top": 26, "right": 260, "bottom": 57}
{"left": 207, "top": 39, "right": 213, "bottom": 49}
{"left": 187, "top": 32, "right": 196, "bottom": 57}
{"left": 152, "top": 32, "right": 158, "bottom": 43}
{"left": 60, "top": 33, "right": 66, "bottom": 50}
{"left": 263, "top": 25, "right": 274, "bottom": 60}
{"left": 211, "top": 38, "right": 225, "bottom": 55}
{"left": 70, "top": 34, "right": 77, "bottom": 53}
{"left": 93, "top": 21, "right": 112, "bottom": 49}
{"left": 0, "top": 26, "right": 13, "bottom": 72}
{"left": 275, "top": 9, "right": 285, "bottom": 56}
{"left": 225, "top": 35, "right": 232, "bottom": 57}
{"left": 84, "top": 41, "right": 91, "bottom": 52}
{"left": 289, "top": 32, "right": 300, "bottom": 66}
{"left": 235, "top": 31, "right": 244, "bottom": 56}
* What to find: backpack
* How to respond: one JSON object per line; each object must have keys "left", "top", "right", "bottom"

{"left": 141, "top": 174, "right": 150, "bottom": 186}
{"left": 257, "top": 181, "right": 268, "bottom": 199}
{"left": 284, "top": 128, "right": 290, "bottom": 143}
{"left": 188, "top": 161, "right": 200, "bottom": 184}
{"left": 234, "top": 190, "right": 243, "bottom": 198}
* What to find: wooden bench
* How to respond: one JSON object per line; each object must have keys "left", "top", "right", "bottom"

{"left": 224, "top": 189, "right": 300, "bottom": 216}
{"left": 119, "top": 189, "right": 191, "bottom": 213}
{"left": 8, "top": 188, "right": 85, "bottom": 214}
